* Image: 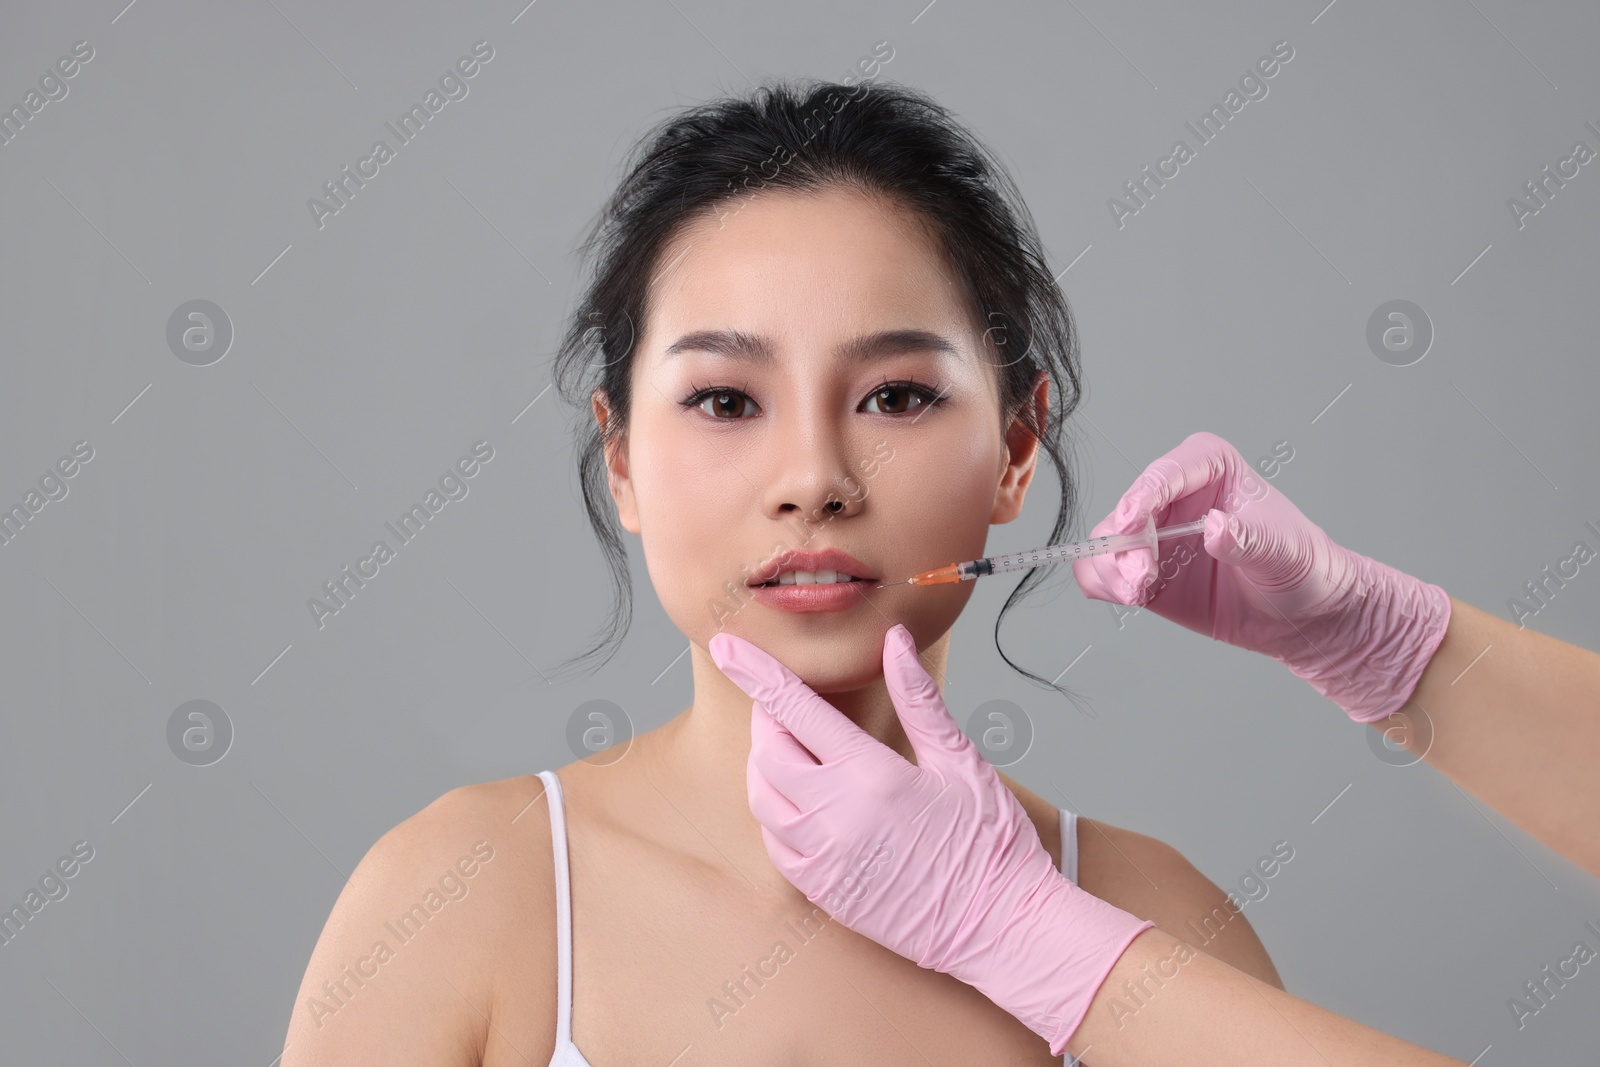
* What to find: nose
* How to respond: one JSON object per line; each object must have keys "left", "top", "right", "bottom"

{"left": 774, "top": 475, "right": 864, "bottom": 522}
{"left": 763, "top": 439, "right": 868, "bottom": 526}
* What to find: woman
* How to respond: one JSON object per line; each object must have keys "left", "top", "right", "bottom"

{"left": 282, "top": 79, "right": 1284, "bottom": 1065}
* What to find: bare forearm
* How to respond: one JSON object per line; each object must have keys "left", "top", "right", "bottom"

{"left": 1378, "top": 595, "right": 1600, "bottom": 876}
{"left": 1066, "top": 929, "right": 1462, "bottom": 1066}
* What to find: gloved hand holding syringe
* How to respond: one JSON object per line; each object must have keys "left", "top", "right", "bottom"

{"left": 877, "top": 430, "right": 1454, "bottom": 727}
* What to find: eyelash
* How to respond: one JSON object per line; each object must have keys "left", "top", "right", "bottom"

{"left": 680, "top": 377, "right": 950, "bottom": 419}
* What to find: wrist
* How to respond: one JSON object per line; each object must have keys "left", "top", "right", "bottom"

{"left": 1063, "top": 926, "right": 1195, "bottom": 1056}
{"left": 947, "top": 868, "right": 1154, "bottom": 1054}
{"left": 1279, "top": 551, "right": 1452, "bottom": 723}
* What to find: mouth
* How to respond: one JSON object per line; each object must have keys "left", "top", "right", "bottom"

{"left": 747, "top": 548, "right": 879, "bottom": 589}
{"left": 754, "top": 571, "right": 871, "bottom": 588}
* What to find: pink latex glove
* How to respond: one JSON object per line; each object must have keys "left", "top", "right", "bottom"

{"left": 708, "top": 623, "right": 1154, "bottom": 1055}
{"left": 1072, "top": 430, "right": 1452, "bottom": 723}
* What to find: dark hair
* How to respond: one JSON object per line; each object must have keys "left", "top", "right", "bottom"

{"left": 549, "top": 77, "right": 1091, "bottom": 708}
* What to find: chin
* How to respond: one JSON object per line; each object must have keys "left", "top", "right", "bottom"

{"left": 733, "top": 624, "right": 890, "bottom": 693}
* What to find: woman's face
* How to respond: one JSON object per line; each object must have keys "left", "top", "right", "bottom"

{"left": 597, "top": 185, "right": 1047, "bottom": 692}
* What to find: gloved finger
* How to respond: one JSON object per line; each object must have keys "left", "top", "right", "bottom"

{"left": 1201, "top": 507, "right": 1261, "bottom": 569}
{"left": 1072, "top": 511, "right": 1159, "bottom": 606}
{"left": 749, "top": 693, "right": 896, "bottom": 816}
{"left": 759, "top": 821, "right": 807, "bottom": 873}
{"left": 1202, "top": 506, "right": 1358, "bottom": 616}
{"left": 710, "top": 631, "right": 882, "bottom": 766}
{"left": 1076, "top": 430, "right": 1250, "bottom": 605}
{"left": 747, "top": 762, "right": 821, "bottom": 856}
{"left": 748, "top": 698, "right": 825, "bottom": 808}
{"left": 882, "top": 625, "right": 972, "bottom": 768}
{"left": 1109, "top": 431, "right": 1237, "bottom": 533}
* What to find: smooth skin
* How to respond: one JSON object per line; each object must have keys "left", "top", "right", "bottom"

{"left": 279, "top": 185, "right": 1282, "bottom": 1066}
{"left": 1066, "top": 596, "right": 1600, "bottom": 1065}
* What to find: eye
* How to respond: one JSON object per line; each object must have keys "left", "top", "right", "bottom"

{"left": 683, "top": 383, "right": 759, "bottom": 419}
{"left": 862, "top": 379, "right": 948, "bottom": 416}
{"left": 680, "top": 378, "right": 950, "bottom": 420}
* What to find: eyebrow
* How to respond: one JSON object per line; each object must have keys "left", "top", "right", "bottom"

{"left": 662, "top": 328, "right": 963, "bottom": 365}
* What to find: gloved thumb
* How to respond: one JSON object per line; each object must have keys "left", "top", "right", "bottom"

{"left": 1201, "top": 506, "right": 1281, "bottom": 572}
{"left": 1201, "top": 504, "right": 1342, "bottom": 611}
{"left": 881, "top": 624, "right": 969, "bottom": 767}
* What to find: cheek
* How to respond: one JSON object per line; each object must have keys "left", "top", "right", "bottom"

{"left": 628, "top": 404, "right": 736, "bottom": 514}
{"left": 629, "top": 421, "right": 757, "bottom": 591}
{"left": 879, "top": 423, "right": 1003, "bottom": 543}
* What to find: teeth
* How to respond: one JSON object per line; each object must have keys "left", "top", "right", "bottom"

{"left": 762, "top": 569, "right": 861, "bottom": 587}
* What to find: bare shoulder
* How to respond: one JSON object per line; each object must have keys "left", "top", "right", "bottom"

{"left": 282, "top": 775, "right": 560, "bottom": 1067}
{"left": 1074, "top": 817, "right": 1285, "bottom": 990}
{"left": 994, "top": 771, "right": 1282, "bottom": 990}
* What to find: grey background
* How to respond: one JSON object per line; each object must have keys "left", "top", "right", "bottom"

{"left": 2, "top": 0, "right": 1598, "bottom": 1063}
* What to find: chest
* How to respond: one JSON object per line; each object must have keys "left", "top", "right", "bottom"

{"left": 491, "top": 825, "right": 1067, "bottom": 1066}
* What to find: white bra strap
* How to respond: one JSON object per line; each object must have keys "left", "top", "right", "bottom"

{"left": 536, "top": 770, "right": 574, "bottom": 1045}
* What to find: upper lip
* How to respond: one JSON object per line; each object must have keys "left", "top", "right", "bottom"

{"left": 747, "top": 548, "right": 879, "bottom": 586}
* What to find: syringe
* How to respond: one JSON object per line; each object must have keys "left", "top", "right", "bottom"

{"left": 874, "top": 517, "right": 1210, "bottom": 588}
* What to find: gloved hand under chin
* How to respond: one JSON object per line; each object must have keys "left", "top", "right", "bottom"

{"left": 1071, "top": 431, "right": 1452, "bottom": 724}
{"left": 710, "top": 624, "right": 1154, "bottom": 1055}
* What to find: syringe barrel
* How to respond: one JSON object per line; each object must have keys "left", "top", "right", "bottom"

{"left": 982, "top": 528, "right": 1156, "bottom": 575}
{"left": 974, "top": 517, "right": 1207, "bottom": 579}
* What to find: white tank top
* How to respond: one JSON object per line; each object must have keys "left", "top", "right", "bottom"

{"left": 536, "top": 768, "right": 1083, "bottom": 1066}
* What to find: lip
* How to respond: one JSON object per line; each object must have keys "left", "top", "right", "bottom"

{"left": 745, "top": 547, "right": 881, "bottom": 615}
{"left": 748, "top": 580, "right": 877, "bottom": 613}
{"left": 746, "top": 548, "right": 879, "bottom": 587}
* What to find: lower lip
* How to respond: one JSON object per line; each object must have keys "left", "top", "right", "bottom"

{"left": 748, "top": 580, "right": 877, "bottom": 613}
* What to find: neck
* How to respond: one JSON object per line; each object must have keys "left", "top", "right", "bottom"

{"left": 643, "top": 631, "right": 953, "bottom": 891}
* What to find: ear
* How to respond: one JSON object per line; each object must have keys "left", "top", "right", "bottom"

{"left": 591, "top": 388, "right": 640, "bottom": 534}
{"left": 990, "top": 370, "right": 1049, "bottom": 525}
